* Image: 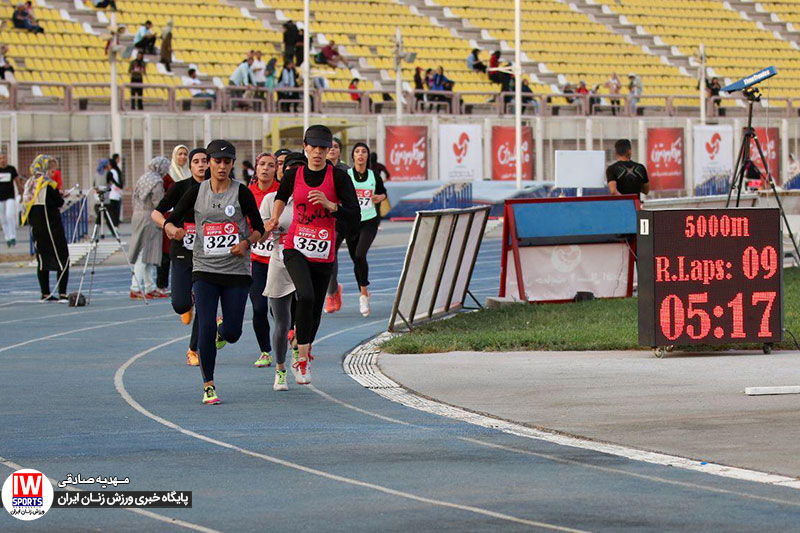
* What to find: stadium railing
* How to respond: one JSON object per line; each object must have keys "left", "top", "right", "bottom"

{"left": 2, "top": 81, "right": 799, "bottom": 117}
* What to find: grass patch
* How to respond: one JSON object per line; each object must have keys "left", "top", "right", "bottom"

{"left": 381, "top": 267, "right": 800, "bottom": 354}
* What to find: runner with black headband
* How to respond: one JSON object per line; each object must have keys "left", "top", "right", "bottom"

{"left": 259, "top": 151, "right": 306, "bottom": 390}
{"left": 249, "top": 152, "right": 280, "bottom": 367}
{"left": 343, "top": 142, "right": 386, "bottom": 317}
{"left": 165, "top": 140, "right": 265, "bottom": 404}
{"left": 264, "top": 126, "right": 359, "bottom": 384}
{"left": 152, "top": 147, "right": 208, "bottom": 366}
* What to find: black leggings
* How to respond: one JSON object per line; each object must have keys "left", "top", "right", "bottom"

{"left": 345, "top": 217, "right": 379, "bottom": 288}
{"left": 37, "top": 268, "right": 68, "bottom": 297}
{"left": 283, "top": 249, "right": 333, "bottom": 345}
{"left": 157, "top": 254, "right": 170, "bottom": 290}
{"left": 269, "top": 292, "right": 295, "bottom": 365}
{"left": 326, "top": 229, "right": 347, "bottom": 296}
{"left": 171, "top": 258, "right": 198, "bottom": 352}
{"left": 249, "top": 260, "right": 272, "bottom": 353}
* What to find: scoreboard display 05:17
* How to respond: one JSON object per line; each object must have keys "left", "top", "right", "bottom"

{"left": 637, "top": 208, "right": 783, "bottom": 347}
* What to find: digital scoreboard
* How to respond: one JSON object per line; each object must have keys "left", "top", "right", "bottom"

{"left": 638, "top": 208, "right": 783, "bottom": 348}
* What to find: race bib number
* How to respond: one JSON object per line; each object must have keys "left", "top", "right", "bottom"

{"left": 356, "top": 189, "right": 373, "bottom": 210}
{"left": 203, "top": 222, "right": 239, "bottom": 256}
{"left": 182, "top": 223, "right": 196, "bottom": 251}
{"left": 293, "top": 225, "right": 332, "bottom": 260}
{"left": 251, "top": 235, "right": 275, "bottom": 257}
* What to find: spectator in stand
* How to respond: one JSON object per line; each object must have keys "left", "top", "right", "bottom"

{"left": 12, "top": 3, "right": 43, "bottom": 33}
{"left": 521, "top": 78, "right": 536, "bottom": 113}
{"left": 319, "top": 41, "right": 350, "bottom": 69}
{"left": 705, "top": 76, "right": 723, "bottom": 116}
{"left": 92, "top": 0, "right": 117, "bottom": 10}
{"left": 349, "top": 78, "right": 370, "bottom": 110}
{"left": 628, "top": 73, "right": 643, "bottom": 115}
{"left": 134, "top": 20, "right": 156, "bottom": 55}
{"left": 575, "top": 78, "right": 599, "bottom": 113}
{"left": 184, "top": 68, "right": 214, "bottom": 109}
{"left": 562, "top": 82, "right": 575, "bottom": 104}
{"left": 467, "top": 49, "right": 486, "bottom": 73}
{"left": 283, "top": 20, "right": 299, "bottom": 64}
{"left": 264, "top": 58, "right": 277, "bottom": 89}
{"left": 488, "top": 51, "right": 502, "bottom": 83}
{"left": 0, "top": 44, "right": 15, "bottom": 81}
{"left": 229, "top": 55, "right": 254, "bottom": 108}
{"left": 370, "top": 153, "right": 390, "bottom": 182}
{"left": 295, "top": 28, "right": 305, "bottom": 67}
{"left": 605, "top": 72, "right": 622, "bottom": 116}
{"left": 160, "top": 20, "right": 173, "bottom": 73}
{"left": 432, "top": 66, "right": 454, "bottom": 110}
{"left": 129, "top": 50, "right": 146, "bottom": 110}
{"left": 277, "top": 60, "right": 298, "bottom": 112}
{"left": 413, "top": 66, "right": 425, "bottom": 109}
{"left": 252, "top": 50, "right": 267, "bottom": 88}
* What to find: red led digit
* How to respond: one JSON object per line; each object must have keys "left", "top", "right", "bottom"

{"left": 684, "top": 216, "right": 695, "bottom": 238}
{"left": 752, "top": 291, "right": 777, "bottom": 338}
{"left": 742, "top": 246, "right": 759, "bottom": 280}
{"left": 659, "top": 295, "right": 685, "bottom": 341}
{"left": 760, "top": 246, "right": 778, "bottom": 280}
{"left": 727, "top": 293, "right": 746, "bottom": 338}
{"left": 686, "top": 292, "right": 711, "bottom": 340}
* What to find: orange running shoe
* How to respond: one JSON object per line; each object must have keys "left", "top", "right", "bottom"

{"left": 180, "top": 308, "right": 193, "bottom": 325}
{"left": 187, "top": 349, "right": 199, "bottom": 366}
{"left": 334, "top": 284, "right": 343, "bottom": 312}
{"left": 324, "top": 293, "right": 336, "bottom": 314}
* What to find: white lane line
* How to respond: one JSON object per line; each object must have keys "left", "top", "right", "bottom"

{"left": 345, "top": 334, "right": 800, "bottom": 492}
{"left": 309, "top": 369, "right": 800, "bottom": 507}
{"left": 0, "top": 455, "right": 220, "bottom": 533}
{"left": 0, "top": 313, "right": 174, "bottom": 354}
{"left": 115, "top": 341, "right": 584, "bottom": 531}
{"left": 1, "top": 301, "right": 171, "bottom": 325}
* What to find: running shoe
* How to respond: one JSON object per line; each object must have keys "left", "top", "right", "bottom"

{"left": 155, "top": 288, "right": 171, "bottom": 297}
{"left": 129, "top": 290, "right": 146, "bottom": 300}
{"left": 291, "top": 359, "right": 310, "bottom": 385}
{"left": 288, "top": 328, "right": 295, "bottom": 343}
{"left": 334, "top": 284, "right": 343, "bottom": 312}
{"left": 359, "top": 293, "right": 370, "bottom": 317}
{"left": 324, "top": 293, "right": 336, "bottom": 313}
{"left": 254, "top": 352, "right": 273, "bottom": 367}
{"left": 180, "top": 308, "right": 193, "bottom": 325}
{"left": 40, "top": 294, "right": 58, "bottom": 302}
{"left": 215, "top": 317, "right": 226, "bottom": 350}
{"left": 202, "top": 385, "right": 220, "bottom": 404}
{"left": 187, "top": 349, "right": 199, "bottom": 366}
{"left": 274, "top": 369, "right": 288, "bottom": 391}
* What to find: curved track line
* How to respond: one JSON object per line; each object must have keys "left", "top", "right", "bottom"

{"left": 115, "top": 338, "right": 585, "bottom": 532}
{"left": 0, "top": 301, "right": 171, "bottom": 325}
{"left": 0, "top": 456, "right": 220, "bottom": 532}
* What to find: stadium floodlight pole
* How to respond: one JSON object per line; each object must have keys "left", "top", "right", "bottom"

{"left": 303, "top": 0, "right": 310, "bottom": 132}
{"left": 514, "top": 0, "right": 522, "bottom": 190}
{"left": 108, "top": 13, "right": 121, "bottom": 155}
{"left": 395, "top": 28, "right": 402, "bottom": 123}
{"left": 699, "top": 43, "right": 706, "bottom": 125}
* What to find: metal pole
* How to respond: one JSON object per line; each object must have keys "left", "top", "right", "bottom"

{"left": 396, "top": 28, "right": 402, "bottom": 124}
{"left": 514, "top": 0, "right": 522, "bottom": 190}
{"left": 699, "top": 43, "right": 706, "bottom": 125}
{"left": 110, "top": 13, "right": 121, "bottom": 155}
{"left": 303, "top": 0, "right": 310, "bottom": 133}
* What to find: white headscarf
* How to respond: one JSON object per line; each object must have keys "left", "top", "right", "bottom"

{"left": 169, "top": 144, "right": 191, "bottom": 182}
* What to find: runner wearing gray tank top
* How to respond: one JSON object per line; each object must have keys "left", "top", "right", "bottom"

{"left": 165, "top": 140, "right": 265, "bottom": 405}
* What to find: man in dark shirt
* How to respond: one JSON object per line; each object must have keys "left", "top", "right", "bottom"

{"left": 606, "top": 138, "right": 649, "bottom": 195}
{"left": 0, "top": 151, "right": 21, "bottom": 247}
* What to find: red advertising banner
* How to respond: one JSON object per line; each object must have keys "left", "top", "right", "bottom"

{"left": 646, "top": 127, "right": 684, "bottom": 190}
{"left": 385, "top": 126, "right": 428, "bottom": 181}
{"left": 491, "top": 126, "right": 533, "bottom": 181}
{"left": 750, "top": 127, "right": 780, "bottom": 184}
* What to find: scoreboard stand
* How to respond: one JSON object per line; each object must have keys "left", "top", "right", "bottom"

{"left": 638, "top": 208, "right": 783, "bottom": 357}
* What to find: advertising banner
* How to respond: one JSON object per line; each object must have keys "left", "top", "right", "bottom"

{"left": 646, "top": 127, "right": 684, "bottom": 190}
{"left": 491, "top": 126, "right": 533, "bottom": 181}
{"left": 385, "top": 126, "right": 428, "bottom": 181}
{"left": 439, "top": 124, "right": 483, "bottom": 181}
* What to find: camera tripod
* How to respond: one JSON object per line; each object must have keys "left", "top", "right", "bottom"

{"left": 75, "top": 193, "right": 147, "bottom": 305}
{"left": 726, "top": 87, "right": 800, "bottom": 263}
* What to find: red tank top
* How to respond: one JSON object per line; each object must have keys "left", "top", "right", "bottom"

{"left": 249, "top": 180, "right": 279, "bottom": 264}
{"left": 284, "top": 164, "right": 338, "bottom": 263}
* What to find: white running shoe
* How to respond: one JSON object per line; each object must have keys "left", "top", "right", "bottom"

{"left": 274, "top": 369, "right": 288, "bottom": 391}
{"left": 291, "top": 359, "right": 310, "bottom": 385}
{"left": 359, "top": 293, "right": 370, "bottom": 317}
